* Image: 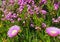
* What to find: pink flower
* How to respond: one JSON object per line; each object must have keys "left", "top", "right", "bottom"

{"left": 7, "top": 25, "right": 20, "bottom": 38}
{"left": 17, "top": 18, "right": 22, "bottom": 21}
{"left": 46, "top": 27, "right": 59, "bottom": 37}
{"left": 19, "top": 6, "right": 24, "bottom": 12}
{"left": 5, "top": 12, "right": 12, "bottom": 20}
{"left": 54, "top": 4, "right": 59, "bottom": 10}
{"left": 52, "top": 18, "right": 59, "bottom": 23}
{"left": 42, "top": 0, "right": 47, "bottom": 4}
{"left": 53, "top": 19, "right": 59, "bottom": 23}
{"left": 12, "top": 13, "right": 17, "bottom": 18}
{"left": 42, "top": 23, "right": 46, "bottom": 28}
{"left": 41, "top": 10, "right": 47, "bottom": 15}
{"left": 9, "top": 0, "right": 14, "bottom": 4}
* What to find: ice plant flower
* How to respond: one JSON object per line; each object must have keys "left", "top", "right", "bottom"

{"left": 54, "top": 4, "right": 59, "bottom": 10}
{"left": 9, "top": 0, "right": 14, "bottom": 4}
{"left": 18, "top": 0, "right": 26, "bottom": 6}
{"left": 12, "top": 13, "right": 17, "bottom": 18}
{"left": 41, "top": 10, "right": 47, "bottom": 15}
{"left": 41, "top": 0, "right": 47, "bottom": 4}
{"left": 17, "top": 18, "right": 22, "bottom": 21}
{"left": 42, "top": 23, "right": 46, "bottom": 28}
{"left": 46, "top": 27, "right": 59, "bottom": 37}
{"left": 40, "top": 0, "right": 47, "bottom": 5}
{"left": 28, "top": 9, "right": 34, "bottom": 14}
{"left": 19, "top": 6, "right": 24, "bottom": 12}
{"left": 52, "top": 18, "right": 59, "bottom": 23}
{"left": 7, "top": 25, "right": 20, "bottom": 38}
{"left": 34, "top": 6, "right": 39, "bottom": 14}
{"left": 5, "top": 12, "right": 12, "bottom": 20}
{"left": 52, "top": 19, "right": 59, "bottom": 23}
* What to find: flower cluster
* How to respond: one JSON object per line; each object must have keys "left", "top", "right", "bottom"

{"left": 1, "top": 0, "right": 60, "bottom": 22}
{"left": 1, "top": 11, "right": 21, "bottom": 23}
{"left": 0, "top": 0, "right": 60, "bottom": 40}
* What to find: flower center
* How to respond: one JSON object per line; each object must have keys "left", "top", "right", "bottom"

{"left": 51, "top": 31, "right": 56, "bottom": 34}
{"left": 12, "top": 30, "right": 17, "bottom": 35}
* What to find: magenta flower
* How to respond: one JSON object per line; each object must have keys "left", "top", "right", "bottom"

{"left": 41, "top": 10, "right": 47, "bottom": 15}
{"left": 34, "top": 6, "right": 39, "bottom": 14}
{"left": 31, "top": 0, "right": 35, "bottom": 5}
{"left": 53, "top": 19, "right": 59, "bottom": 23}
{"left": 7, "top": 25, "right": 20, "bottom": 38}
{"left": 42, "top": 23, "right": 46, "bottom": 28}
{"left": 26, "top": 0, "right": 32, "bottom": 3}
{"left": 18, "top": 0, "right": 26, "bottom": 6}
{"left": 19, "top": 6, "right": 24, "bottom": 12}
{"left": 5, "top": 12, "right": 12, "bottom": 20}
{"left": 27, "top": 5, "right": 31, "bottom": 11}
{"left": 52, "top": 18, "right": 59, "bottom": 23}
{"left": 54, "top": 4, "right": 59, "bottom": 10}
{"left": 40, "top": 0, "right": 47, "bottom": 5}
{"left": 9, "top": 0, "right": 14, "bottom": 4}
{"left": 42, "top": 0, "right": 47, "bottom": 4}
{"left": 46, "top": 27, "right": 59, "bottom": 37}
{"left": 28, "top": 9, "right": 34, "bottom": 14}
{"left": 12, "top": 13, "right": 17, "bottom": 18}
{"left": 17, "top": 18, "right": 22, "bottom": 21}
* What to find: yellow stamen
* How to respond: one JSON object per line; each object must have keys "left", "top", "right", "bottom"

{"left": 12, "top": 30, "right": 17, "bottom": 35}
{"left": 51, "top": 31, "right": 56, "bottom": 34}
